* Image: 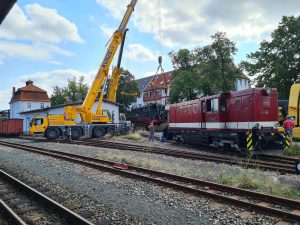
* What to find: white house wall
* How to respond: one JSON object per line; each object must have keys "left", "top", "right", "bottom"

{"left": 235, "top": 79, "right": 249, "bottom": 91}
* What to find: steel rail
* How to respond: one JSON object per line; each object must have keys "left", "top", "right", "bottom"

{"left": 0, "top": 169, "right": 94, "bottom": 225}
{"left": 17, "top": 136, "right": 298, "bottom": 174}
{"left": 0, "top": 140, "right": 299, "bottom": 222}
{"left": 0, "top": 199, "right": 27, "bottom": 225}
{"left": 80, "top": 139, "right": 298, "bottom": 174}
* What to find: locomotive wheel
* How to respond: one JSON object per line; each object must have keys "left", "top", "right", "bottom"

{"left": 92, "top": 127, "right": 105, "bottom": 138}
{"left": 45, "top": 127, "right": 60, "bottom": 140}
{"left": 71, "top": 127, "right": 82, "bottom": 140}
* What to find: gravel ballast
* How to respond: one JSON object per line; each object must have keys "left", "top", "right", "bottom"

{"left": 0, "top": 137, "right": 295, "bottom": 224}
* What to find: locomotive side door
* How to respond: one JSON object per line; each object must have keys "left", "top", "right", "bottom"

{"left": 201, "top": 100, "right": 206, "bottom": 128}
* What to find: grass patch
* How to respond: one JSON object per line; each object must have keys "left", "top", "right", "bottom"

{"left": 238, "top": 173, "right": 262, "bottom": 189}
{"left": 218, "top": 170, "right": 237, "bottom": 185}
{"left": 269, "top": 186, "right": 300, "bottom": 199}
{"left": 284, "top": 144, "right": 300, "bottom": 157}
{"left": 217, "top": 169, "right": 300, "bottom": 199}
{"left": 97, "top": 150, "right": 300, "bottom": 200}
{"left": 120, "top": 133, "right": 142, "bottom": 141}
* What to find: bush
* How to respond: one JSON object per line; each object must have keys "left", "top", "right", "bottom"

{"left": 284, "top": 144, "right": 300, "bottom": 156}
{"left": 121, "top": 133, "right": 141, "bottom": 141}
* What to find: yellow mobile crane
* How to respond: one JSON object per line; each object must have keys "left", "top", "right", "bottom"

{"left": 29, "top": 0, "right": 138, "bottom": 140}
{"left": 282, "top": 83, "right": 300, "bottom": 138}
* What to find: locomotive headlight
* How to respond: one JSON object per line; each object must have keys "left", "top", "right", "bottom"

{"left": 296, "top": 162, "right": 300, "bottom": 173}
{"left": 261, "top": 88, "right": 272, "bottom": 96}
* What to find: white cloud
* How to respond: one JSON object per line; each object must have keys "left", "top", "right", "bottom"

{"left": 96, "top": 0, "right": 128, "bottom": 19}
{"left": 96, "top": 0, "right": 300, "bottom": 47}
{"left": 0, "top": 41, "right": 74, "bottom": 64}
{"left": 0, "top": 90, "right": 13, "bottom": 110}
{"left": 125, "top": 44, "right": 156, "bottom": 62}
{"left": 99, "top": 24, "right": 115, "bottom": 38}
{"left": 0, "top": 4, "right": 83, "bottom": 43}
{"left": 18, "top": 69, "right": 97, "bottom": 96}
{"left": 0, "top": 69, "right": 98, "bottom": 110}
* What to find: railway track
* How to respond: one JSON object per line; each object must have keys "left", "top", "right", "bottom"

{"left": 0, "top": 140, "right": 299, "bottom": 223}
{"left": 0, "top": 168, "right": 93, "bottom": 225}
{"left": 17, "top": 136, "right": 300, "bottom": 174}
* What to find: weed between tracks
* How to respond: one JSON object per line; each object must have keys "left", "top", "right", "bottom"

{"left": 218, "top": 169, "right": 300, "bottom": 199}
{"left": 97, "top": 150, "right": 300, "bottom": 200}
{"left": 119, "top": 133, "right": 142, "bottom": 141}
{"left": 284, "top": 144, "right": 300, "bottom": 157}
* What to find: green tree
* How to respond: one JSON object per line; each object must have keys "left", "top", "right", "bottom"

{"left": 241, "top": 16, "right": 300, "bottom": 99}
{"left": 51, "top": 86, "right": 67, "bottom": 106}
{"left": 168, "top": 49, "right": 201, "bottom": 103}
{"left": 169, "top": 32, "right": 238, "bottom": 103}
{"left": 115, "top": 68, "right": 139, "bottom": 111}
{"left": 202, "top": 32, "right": 238, "bottom": 92}
{"left": 50, "top": 76, "right": 89, "bottom": 106}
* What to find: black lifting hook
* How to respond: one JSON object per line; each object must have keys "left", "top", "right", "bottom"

{"left": 158, "top": 56, "right": 162, "bottom": 65}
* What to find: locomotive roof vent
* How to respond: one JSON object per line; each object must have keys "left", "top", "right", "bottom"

{"left": 261, "top": 88, "right": 272, "bottom": 96}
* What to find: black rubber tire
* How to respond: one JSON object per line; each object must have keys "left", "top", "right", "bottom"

{"left": 71, "top": 127, "right": 82, "bottom": 140}
{"left": 45, "top": 127, "right": 60, "bottom": 140}
{"left": 92, "top": 127, "right": 105, "bottom": 138}
{"left": 106, "top": 126, "right": 115, "bottom": 134}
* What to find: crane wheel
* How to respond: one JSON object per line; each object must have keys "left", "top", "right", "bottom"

{"left": 71, "top": 127, "right": 82, "bottom": 140}
{"left": 45, "top": 127, "right": 60, "bottom": 140}
{"left": 106, "top": 126, "right": 115, "bottom": 134}
{"left": 92, "top": 127, "right": 105, "bottom": 138}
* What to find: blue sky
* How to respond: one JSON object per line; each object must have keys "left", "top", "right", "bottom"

{"left": 0, "top": 0, "right": 300, "bottom": 110}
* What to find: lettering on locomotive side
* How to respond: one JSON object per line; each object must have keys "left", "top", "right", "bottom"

{"left": 101, "top": 50, "right": 113, "bottom": 68}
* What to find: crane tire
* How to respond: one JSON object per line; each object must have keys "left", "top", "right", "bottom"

{"left": 45, "top": 127, "right": 60, "bottom": 140}
{"left": 106, "top": 126, "right": 115, "bottom": 134}
{"left": 92, "top": 127, "right": 105, "bottom": 138}
{"left": 71, "top": 127, "right": 82, "bottom": 140}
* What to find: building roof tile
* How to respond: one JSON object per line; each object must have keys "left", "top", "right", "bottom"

{"left": 9, "top": 80, "right": 50, "bottom": 103}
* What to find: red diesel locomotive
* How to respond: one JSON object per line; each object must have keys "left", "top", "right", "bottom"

{"left": 164, "top": 88, "right": 288, "bottom": 155}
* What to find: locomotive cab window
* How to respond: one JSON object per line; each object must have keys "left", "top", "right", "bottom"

{"left": 206, "top": 99, "right": 219, "bottom": 112}
{"left": 212, "top": 98, "right": 219, "bottom": 112}
{"left": 220, "top": 96, "right": 226, "bottom": 112}
{"left": 206, "top": 100, "right": 212, "bottom": 112}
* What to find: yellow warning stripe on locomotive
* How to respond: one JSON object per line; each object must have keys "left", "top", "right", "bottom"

{"left": 284, "top": 132, "right": 291, "bottom": 148}
{"left": 246, "top": 132, "right": 253, "bottom": 151}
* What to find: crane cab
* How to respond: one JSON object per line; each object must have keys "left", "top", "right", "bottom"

{"left": 29, "top": 117, "right": 48, "bottom": 134}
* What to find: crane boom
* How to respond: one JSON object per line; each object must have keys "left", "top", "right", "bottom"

{"left": 29, "top": 0, "right": 138, "bottom": 140}
{"left": 80, "top": 0, "right": 137, "bottom": 120}
{"left": 107, "top": 29, "right": 129, "bottom": 102}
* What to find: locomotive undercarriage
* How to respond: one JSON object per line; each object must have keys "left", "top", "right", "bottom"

{"left": 165, "top": 128, "right": 286, "bottom": 155}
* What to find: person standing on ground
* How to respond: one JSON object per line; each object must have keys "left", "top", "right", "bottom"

{"left": 283, "top": 115, "right": 295, "bottom": 143}
{"left": 148, "top": 122, "right": 155, "bottom": 142}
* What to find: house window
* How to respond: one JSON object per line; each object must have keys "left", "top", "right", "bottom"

{"left": 41, "top": 103, "right": 44, "bottom": 108}
{"left": 27, "top": 102, "right": 31, "bottom": 109}
{"left": 244, "top": 80, "right": 247, "bottom": 86}
{"left": 239, "top": 79, "right": 242, "bottom": 86}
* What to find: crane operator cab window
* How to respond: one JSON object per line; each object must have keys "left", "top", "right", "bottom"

{"left": 31, "top": 118, "right": 43, "bottom": 126}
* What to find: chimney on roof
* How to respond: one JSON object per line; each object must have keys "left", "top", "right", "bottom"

{"left": 12, "top": 87, "right": 15, "bottom": 96}
{"left": 25, "top": 80, "right": 33, "bottom": 86}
